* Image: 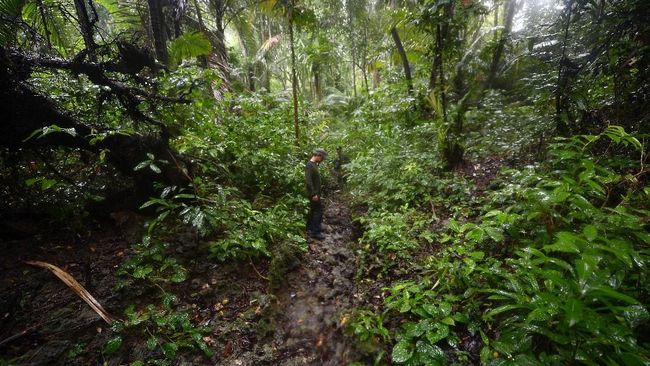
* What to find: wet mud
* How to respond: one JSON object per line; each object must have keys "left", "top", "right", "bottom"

{"left": 271, "top": 193, "right": 358, "bottom": 365}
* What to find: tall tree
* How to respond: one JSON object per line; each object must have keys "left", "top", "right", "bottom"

{"left": 73, "top": 0, "right": 97, "bottom": 60}
{"left": 554, "top": 0, "right": 574, "bottom": 135}
{"left": 288, "top": 13, "right": 299, "bottom": 144}
{"left": 209, "top": 0, "right": 229, "bottom": 79}
{"left": 390, "top": 0, "right": 412, "bottom": 94}
{"left": 147, "top": 0, "right": 168, "bottom": 64}
{"left": 486, "top": 0, "right": 518, "bottom": 87}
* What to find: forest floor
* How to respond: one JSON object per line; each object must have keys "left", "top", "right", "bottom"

{"left": 0, "top": 191, "right": 361, "bottom": 365}
{"left": 271, "top": 190, "right": 358, "bottom": 365}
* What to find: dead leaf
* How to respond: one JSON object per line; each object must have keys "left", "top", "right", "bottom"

{"left": 222, "top": 340, "right": 233, "bottom": 358}
{"left": 26, "top": 260, "right": 115, "bottom": 324}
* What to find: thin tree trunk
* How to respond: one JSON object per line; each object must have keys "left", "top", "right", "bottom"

{"left": 351, "top": 53, "right": 357, "bottom": 97}
{"left": 261, "top": 16, "right": 272, "bottom": 91}
{"left": 362, "top": 56, "right": 369, "bottom": 94}
{"left": 35, "top": 0, "right": 51, "bottom": 50}
{"left": 73, "top": 0, "right": 97, "bottom": 61}
{"left": 493, "top": 1, "right": 499, "bottom": 42}
{"left": 390, "top": 0, "right": 412, "bottom": 94}
{"left": 372, "top": 68, "right": 380, "bottom": 88}
{"left": 207, "top": 0, "right": 230, "bottom": 89}
{"left": 312, "top": 62, "right": 321, "bottom": 101}
{"left": 437, "top": 25, "right": 447, "bottom": 124}
{"left": 147, "top": 0, "right": 168, "bottom": 64}
{"left": 555, "top": 0, "right": 574, "bottom": 135}
{"left": 428, "top": 51, "right": 437, "bottom": 91}
{"left": 247, "top": 64, "right": 255, "bottom": 92}
{"left": 289, "top": 19, "right": 300, "bottom": 145}
{"left": 391, "top": 27, "right": 412, "bottom": 94}
{"left": 486, "top": 0, "right": 517, "bottom": 87}
{"left": 428, "top": 2, "right": 454, "bottom": 91}
{"left": 192, "top": 0, "right": 208, "bottom": 67}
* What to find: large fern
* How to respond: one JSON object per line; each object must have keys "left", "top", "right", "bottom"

{"left": 168, "top": 31, "right": 212, "bottom": 67}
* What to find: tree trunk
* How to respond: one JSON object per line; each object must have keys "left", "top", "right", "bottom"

{"left": 362, "top": 56, "right": 369, "bottom": 94}
{"left": 261, "top": 16, "right": 272, "bottom": 92}
{"left": 351, "top": 53, "right": 357, "bottom": 97}
{"left": 372, "top": 68, "right": 380, "bottom": 88}
{"left": 428, "top": 2, "right": 454, "bottom": 92}
{"left": 486, "top": 0, "right": 518, "bottom": 88}
{"left": 555, "top": 0, "right": 574, "bottom": 136}
{"left": 74, "top": 0, "right": 97, "bottom": 60}
{"left": 192, "top": 0, "right": 208, "bottom": 67}
{"left": 390, "top": 0, "right": 412, "bottom": 94}
{"left": 35, "top": 0, "right": 51, "bottom": 50}
{"left": 391, "top": 27, "right": 412, "bottom": 94}
{"left": 436, "top": 25, "right": 447, "bottom": 124}
{"left": 428, "top": 51, "right": 437, "bottom": 91}
{"left": 493, "top": 1, "right": 499, "bottom": 43}
{"left": 289, "top": 19, "right": 300, "bottom": 145}
{"left": 248, "top": 63, "right": 256, "bottom": 92}
{"left": 147, "top": 0, "right": 168, "bottom": 65}
{"left": 210, "top": 0, "right": 230, "bottom": 84}
{"left": 312, "top": 62, "right": 321, "bottom": 101}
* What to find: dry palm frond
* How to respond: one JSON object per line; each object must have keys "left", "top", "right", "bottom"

{"left": 26, "top": 260, "right": 116, "bottom": 324}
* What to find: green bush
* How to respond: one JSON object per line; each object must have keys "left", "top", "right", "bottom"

{"left": 349, "top": 126, "right": 649, "bottom": 365}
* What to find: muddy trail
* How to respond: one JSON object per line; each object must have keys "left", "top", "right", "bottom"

{"left": 270, "top": 192, "right": 358, "bottom": 365}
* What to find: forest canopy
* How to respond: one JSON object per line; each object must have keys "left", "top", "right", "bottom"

{"left": 0, "top": 0, "right": 648, "bottom": 364}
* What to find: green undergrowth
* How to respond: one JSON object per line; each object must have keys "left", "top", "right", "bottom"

{"left": 105, "top": 70, "right": 325, "bottom": 363}
{"left": 336, "top": 88, "right": 649, "bottom": 365}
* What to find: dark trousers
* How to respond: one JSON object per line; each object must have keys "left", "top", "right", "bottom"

{"left": 307, "top": 200, "right": 323, "bottom": 234}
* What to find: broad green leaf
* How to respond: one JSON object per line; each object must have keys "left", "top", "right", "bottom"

{"left": 588, "top": 286, "right": 638, "bottom": 304}
{"left": 392, "top": 339, "right": 413, "bottom": 363}
{"left": 415, "top": 340, "right": 444, "bottom": 365}
{"left": 147, "top": 336, "right": 157, "bottom": 349}
{"left": 440, "top": 316, "right": 455, "bottom": 326}
{"left": 439, "top": 302, "right": 452, "bottom": 316}
{"left": 149, "top": 163, "right": 161, "bottom": 174}
{"left": 425, "top": 324, "right": 449, "bottom": 344}
{"left": 422, "top": 304, "right": 439, "bottom": 317}
{"left": 583, "top": 225, "right": 598, "bottom": 241}
{"left": 103, "top": 336, "right": 122, "bottom": 354}
{"left": 134, "top": 161, "right": 149, "bottom": 171}
{"left": 132, "top": 265, "right": 153, "bottom": 279}
{"left": 543, "top": 232, "right": 581, "bottom": 253}
{"left": 161, "top": 342, "right": 178, "bottom": 358}
{"left": 564, "top": 298, "right": 584, "bottom": 327}
{"left": 484, "top": 304, "right": 530, "bottom": 320}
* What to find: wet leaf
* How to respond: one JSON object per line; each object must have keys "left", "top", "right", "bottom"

{"left": 564, "top": 298, "right": 584, "bottom": 327}
{"left": 415, "top": 340, "right": 444, "bottom": 365}
{"left": 103, "top": 336, "right": 122, "bottom": 354}
{"left": 392, "top": 339, "right": 413, "bottom": 363}
{"left": 147, "top": 335, "right": 157, "bottom": 349}
{"left": 583, "top": 225, "right": 598, "bottom": 241}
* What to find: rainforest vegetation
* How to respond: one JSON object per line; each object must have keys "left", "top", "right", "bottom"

{"left": 0, "top": 0, "right": 648, "bottom": 364}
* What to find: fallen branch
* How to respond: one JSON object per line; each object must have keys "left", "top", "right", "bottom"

{"left": 248, "top": 257, "right": 269, "bottom": 281}
{"left": 25, "top": 260, "right": 116, "bottom": 325}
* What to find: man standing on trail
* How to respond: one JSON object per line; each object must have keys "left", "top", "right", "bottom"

{"left": 305, "top": 148, "right": 327, "bottom": 240}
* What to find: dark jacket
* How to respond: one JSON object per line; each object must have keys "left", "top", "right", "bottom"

{"left": 305, "top": 160, "right": 321, "bottom": 198}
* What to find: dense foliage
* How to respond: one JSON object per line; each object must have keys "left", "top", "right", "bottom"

{"left": 0, "top": 0, "right": 647, "bottom": 364}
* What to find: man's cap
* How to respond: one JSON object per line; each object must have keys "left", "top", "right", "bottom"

{"left": 313, "top": 148, "right": 327, "bottom": 157}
